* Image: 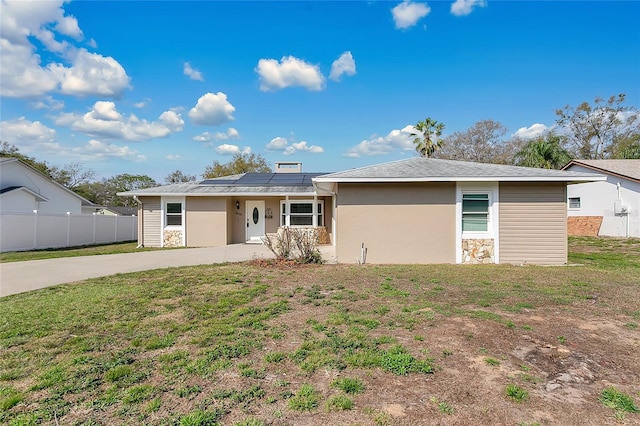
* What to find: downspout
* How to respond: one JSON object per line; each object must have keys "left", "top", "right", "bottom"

{"left": 134, "top": 195, "right": 144, "bottom": 248}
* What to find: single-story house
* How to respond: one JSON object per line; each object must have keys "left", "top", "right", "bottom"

{"left": 562, "top": 159, "right": 639, "bottom": 238}
{"left": 0, "top": 157, "right": 99, "bottom": 215}
{"left": 118, "top": 158, "right": 605, "bottom": 265}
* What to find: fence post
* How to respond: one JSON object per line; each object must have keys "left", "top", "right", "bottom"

{"left": 33, "top": 209, "right": 38, "bottom": 250}
{"left": 66, "top": 212, "right": 71, "bottom": 247}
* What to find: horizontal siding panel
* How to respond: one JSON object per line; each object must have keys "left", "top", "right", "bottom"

{"left": 141, "top": 197, "right": 161, "bottom": 247}
{"left": 499, "top": 182, "right": 567, "bottom": 265}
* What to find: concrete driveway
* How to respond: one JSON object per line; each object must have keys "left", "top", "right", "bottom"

{"left": 0, "top": 244, "right": 277, "bottom": 298}
{"left": 0, "top": 244, "right": 337, "bottom": 298}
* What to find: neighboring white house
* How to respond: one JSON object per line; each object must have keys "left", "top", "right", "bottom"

{"left": 0, "top": 157, "right": 98, "bottom": 215}
{"left": 562, "top": 159, "right": 640, "bottom": 238}
{"left": 1, "top": 157, "right": 137, "bottom": 252}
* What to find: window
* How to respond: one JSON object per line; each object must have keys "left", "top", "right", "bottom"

{"left": 462, "top": 193, "right": 489, "bottom": 232}
{"left": 281, "top": 201, "right": 324, "bottom": 227}
{"left": 166, "top": 202, "right": 182, "bottom": 226}
{"left": 568, "top": 197, "right": 581, "bottom": 209}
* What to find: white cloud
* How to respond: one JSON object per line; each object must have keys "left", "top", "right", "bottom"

{"left": 330, "top": 51, "right": 356, "bottom": 82}
{"left": 188, "top": 92, "right": 235, "bottom": 125}
{"left": 55, "top": 101, "right": 184, "bottom": 141}
{"left": 265, "top": 137, "right": 289, "bottom": 151}
{"left": 183, "top": 62, "right": 204, "bottom": 81}
{"left": 0, "top": 117, "right": 57, "bottom": 147}
{"left": 0, "top": 117, "right": 144, "bottom": 162}
{"left": 344, "top": 125, "right": 416, "bottom": 158}
{"left": 266, "top": 136, "right": 323, "bottom": 156}
{"left": 256, "top": 56, "right": 326, "bottom": 92}
{"left": 0, "top": 0, "right": 130, "bottom": 98}
{"left": 31, "top": 96, "right": 64, "bottom": 111}
{"left": 133, "top": 99, "right": 149, "bottom": 108}
{"left": 391, "top": 1, "right": 430, "bottom": 29}
{"left": 512, "top": 123, "right": 548, "bottom": 140}
{"left": 55, "top": 49, "right": 131, "bottom": 97}
{"left": 450, "top": 0, "right": 486, "bottom": 17}
{"left": 215, "top": 144, "right": 244, "bottom": 155}
{"left": 193, "top": 128, "right": 241, "bottom": 143}
{"left": 75, "top": 139, "right": 145, "bottom": 161}
{"left": 166, "top": 154, "right": 181, "bottom": 161}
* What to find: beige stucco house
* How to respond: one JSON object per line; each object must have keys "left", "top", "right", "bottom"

{"left": 118, "top": 158, "right": 604, "bottom": 265}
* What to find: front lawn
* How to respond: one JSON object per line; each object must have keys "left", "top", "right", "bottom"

{"left": 0, "top": 237, "right": 638, "bottom": 425}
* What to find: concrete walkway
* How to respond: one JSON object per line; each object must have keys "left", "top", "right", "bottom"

{"left": 1, "top": 244, "right": 337, "bottom": 298}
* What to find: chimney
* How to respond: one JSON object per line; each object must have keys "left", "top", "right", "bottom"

{"left": 275, "top": 162, "right": 302, "bottom": 173}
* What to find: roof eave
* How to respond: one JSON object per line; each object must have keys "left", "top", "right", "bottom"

{"left": 313, "top": 176, "right": 608, "bottom": 183}
{"left": 117, "top": 190, "right": 320, "bottom": 197}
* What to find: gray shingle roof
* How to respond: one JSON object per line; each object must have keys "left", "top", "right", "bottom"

{"left": 562, "top": 159, "right": 640, "bottom": 182}
{"left": 314, "top": 157, "right": 606, "bottom": 182}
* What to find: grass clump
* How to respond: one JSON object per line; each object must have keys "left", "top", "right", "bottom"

{"left": 599, "top": 386, "right": 639, "bottom": 414}
{"left": 331, "top": 377, "right": 365, "bottom": 394}
{"left": 505, "top": 384, "right": 528, "bottom": 402}
{"left": 484, "top": 357, "right": 500, "bottom": 366}
{"left": 326, "top": 394, "right": 354, "bottom": 411}
{"left": 288, "top": 384, "right": 320, "bottom": 411}
{"left": 380, "top": 345, "right": 433, "bottom": 375}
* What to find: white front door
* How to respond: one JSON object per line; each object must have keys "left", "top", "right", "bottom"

{"left": 245, "top": 200, "right": 265, "bottom": 243}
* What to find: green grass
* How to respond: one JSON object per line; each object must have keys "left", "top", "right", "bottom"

{"left": 288, "top": 384, "right": 320, "bottom": 411}
{"left": 0, "top": 241, "right": 161, "bottom": 263}
{"left": 0, "top": 237, "right": 638, "bottom": 424}
{"left": 600, "top": 386, "right": 640, "bottom": 413}
{"left": 505, "top": 384, "right": 528, "bottom": 402}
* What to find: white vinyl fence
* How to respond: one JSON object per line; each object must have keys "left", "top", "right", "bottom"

{"left": 0, "top": 212, "right": 137, "bottom": 252}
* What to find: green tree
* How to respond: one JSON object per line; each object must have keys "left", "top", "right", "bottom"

{"left": 609, "top": 133, "right": 640, "bottom": 159}
{"left": 165, "top": 169, "right": 197, "bottom": 184}
{"left": 513, "top": 134, "right": 572, "bottom": 169}
{"left": 409, "top": 118, "right": 445, "bottom": 158}
{"left": 555, "top": 94, "right": 639, "bottom": 159}
{"left": 1, "top": 141, "right": 53, "bottom": 177}
{"left": 203, "top": 153, "right": 271, "bottom": 178}
{"left": 78, "top": 174, "right": 158, "bottom": 207}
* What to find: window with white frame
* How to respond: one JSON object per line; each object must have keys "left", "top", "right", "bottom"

{"left": 280, "top": 200, "right": 324, "bottom": 227}
{"left": 462, "top": 193, "right": 489, "bottom": 232}
{"left": 166, "top": 202, "right": 183, "bottom": 226}
{"left": 568, "top": 197, "right": 581, "bottom": 209}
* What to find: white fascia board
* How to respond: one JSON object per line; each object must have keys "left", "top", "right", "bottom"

{"left": 118, "top": 191, "right": 319, "bottom": 197}
{"left": 313, "top": 175, "right": 608, "bottom": 183}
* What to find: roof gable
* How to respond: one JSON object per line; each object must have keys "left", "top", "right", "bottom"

{"left": 562, "top": 159, "right": 640, "bottom": 183}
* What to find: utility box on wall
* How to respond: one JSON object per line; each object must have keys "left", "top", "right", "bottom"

{"left": 614, "top": 200, "right": 631, "bottom": 215}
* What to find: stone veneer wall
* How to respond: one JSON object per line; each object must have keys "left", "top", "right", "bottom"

{"left": 163, "top": 229, "right": 183, "bottom": 247}
{"left": 462, "top": 239, "right": 494, "bottom": 264}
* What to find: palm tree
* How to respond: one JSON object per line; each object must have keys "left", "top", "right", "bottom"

{"left": 514, "top": 135, "right": 572, "bottom": 169}
{"left": 410, "top": 117, "right": 445, "bottom": 157}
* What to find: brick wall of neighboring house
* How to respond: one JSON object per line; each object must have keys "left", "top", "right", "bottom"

{"left": 567, "top": 216, "right": 603, "bottom": 236}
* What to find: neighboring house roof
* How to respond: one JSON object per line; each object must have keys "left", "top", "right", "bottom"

{"left": 0, "top": 157, "right": 98, "bottom": 206}
{"left": 314, "top": 158, "right": 607, "bottom": 183}
{"left": 0, "top": 186, "right": 49, "bottom": 202}
{"left": 561, "top": 159, "right": 640, "bottom": 183}
{"left": 101, "top": 206, "right": 138, "bottom": 216}
{"left": 118, "top": 172, "right": 329, "bottom": 197}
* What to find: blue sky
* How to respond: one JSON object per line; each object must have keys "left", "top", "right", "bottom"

{"left": 1, "top": 0, "right": 639, "bottom": 181}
